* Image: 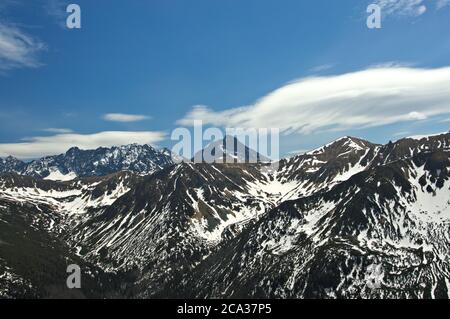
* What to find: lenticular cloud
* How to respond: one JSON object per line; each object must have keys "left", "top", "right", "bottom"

{"left": 177, "top": 66, "right": 450, "bottom": 134}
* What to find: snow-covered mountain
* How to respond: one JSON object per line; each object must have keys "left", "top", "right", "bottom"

{"left": 183, "top": 150, "right": 450, "bottom": 298}
{"left": 0, "top": 144, "right": 174, "bottom": 181}
{"left": 193, "top": 135, "right": 270, "bottom": 164}
{"left": 0, "top": 156, "right": 26, "bottom": 175}
{"left": 0, "top": 131, "right": 449, "bottom": 298}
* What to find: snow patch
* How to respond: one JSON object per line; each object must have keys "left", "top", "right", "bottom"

{"left": 44, "top": 169, "right": 77, "bottom": 181}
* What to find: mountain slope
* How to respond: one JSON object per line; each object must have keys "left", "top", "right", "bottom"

{"left": 0, "top": 131, "right": 449, "bottom": 299}
{"left": 0, "top": 194, "right": 127, "bottom": 298}
{"left": 180, "top": 150, "right": 450, "bottom": 298}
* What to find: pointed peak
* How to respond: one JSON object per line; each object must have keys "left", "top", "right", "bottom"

{"left": 66, "top": 146, "right": 81, "bottom": 153}
{"left": 305, "top": 136, "right": 375, "bottom": 156}
{"left": 3, "top": 155, "right": 24, "bottom": 164}
{"left": 192, "top": 135, "right": 270, "bottom": 164}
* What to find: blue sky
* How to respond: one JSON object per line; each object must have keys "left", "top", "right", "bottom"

{"left": 0, "top": 0, "right": 450, "bottom": 159}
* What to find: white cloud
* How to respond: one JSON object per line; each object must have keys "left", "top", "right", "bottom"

{"left": 0, "top": 131, "right": 166, "bottom": 159}
{"left": 393, "top": 131, "right": 411, "bottom": 136}
{"left": 369, "top": 61, "right": 414, "bottom": 69}
{"left": 177, "top": 66, "right": 450, "bottom": 135}
{"left": 374, "top": 0, "right": 427, "bottom": 17}
{"left": 102, "top": 113, "right": 151, "bottom": 122}
{"left": 43, "top": 0, "right": 70, "bottom": 28}
{"left": 42, "top": 128, "right": 74, "bottom": 133}
{"left": 0, "top": 23, "right": 45, "bottom": 71}
{"left": 407, "top": 111, "right": 427, "bottom": 120}
{"left": 309, "top": 64, "right": 334, "bottom": 73}
{"left": 374, "top": 0, "right": 450, "bottom": 17}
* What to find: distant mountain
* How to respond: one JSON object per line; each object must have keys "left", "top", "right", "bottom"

{"left": 0, "top": 156, "right": 26, "bottom": 175}
{"left": 193, "top": 135, "right": 270, "bottom": 164}
{"left": 0, "top": 144, "right": 174, "bottom": 180}
{"left": 0, "top": 131, "right": 449, "bottom": 299}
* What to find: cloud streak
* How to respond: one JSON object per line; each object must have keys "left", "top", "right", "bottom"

{"left": 43, "top": 0, "right": 70, "bottom": 28}
{"left": 42, "top": 128, "right": 74, "bottom": 133}
{"left": 309, "top": 64, "right": 334, "bottom": 73}
{"left": 177, "top": 66, "right": 450, "bottom": 135}
{"left": 0, "top": 23, "right": 45, "bottom": 71}
{"left": 374, "top": 0, "right": 450, "bottom": 18}
{"left": 103, "top": 113, "right": 151, "bottom": 122}
{"left": 0, "top": 131, "right": 166, "bottom": 159}
{"left": 375, "top": 0, "right": 427, "bottom": 17}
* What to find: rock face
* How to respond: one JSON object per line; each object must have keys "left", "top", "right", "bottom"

{"left": 0, "top": 132, "right": 449, "bottom": 299}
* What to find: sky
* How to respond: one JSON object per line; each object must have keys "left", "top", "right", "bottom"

{"left": 0, "top": 0, "right": 450, "bottom": 159}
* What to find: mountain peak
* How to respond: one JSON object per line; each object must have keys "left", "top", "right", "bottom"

{"left": 193, "top": 135, "right": 269, "bottom": 164}
{"left": 4, "top": 155, "right": 21, "bottom": 162}
{"left": 66, "top": 146, "right": 81, "bottom": 154}
{"left": 0, "top": 155, "right": 26, "bottom": 174}
{"left": 305, "top": 135, "right": 375, "bottom": 156}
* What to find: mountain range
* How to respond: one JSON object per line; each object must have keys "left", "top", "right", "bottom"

{"left": 0, "top": 131, "right": 449, "bottom": 299}
{"left": 0, "top": 144, "right": 175, "bottom": 180}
